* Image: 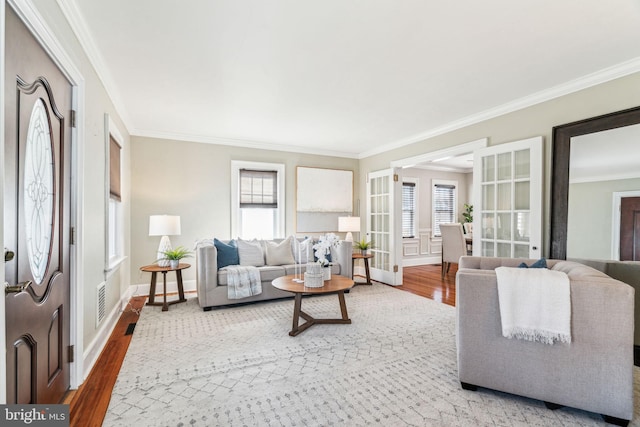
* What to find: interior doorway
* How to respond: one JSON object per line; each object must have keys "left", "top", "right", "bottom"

{"left": 612, "top": 191, "right": 640, "bottom": 261}
{"left": 620, "top": 197, "right": 640, "bottom": 261}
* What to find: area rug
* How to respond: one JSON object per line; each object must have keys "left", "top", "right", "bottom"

{"left": 103, "top": 284, "right": 640, "bottom": 426}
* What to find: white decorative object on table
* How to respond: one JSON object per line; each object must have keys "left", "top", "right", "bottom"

{"left": 304, "top": 262, "right": 324, "bottom": 287}
{"left": 313, "top": 233, "right": 339, "bottom": 280}
{"left": 149, "top": 215, "right": 181, "bottom": 267}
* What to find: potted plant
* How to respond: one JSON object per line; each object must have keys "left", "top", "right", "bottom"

{"left": 355, "top": 238, "right": 371, "bottom": 255}
{"left": 462, "top": 203, "right": 473, "bottom": 223}
{"left": 159, "top": 246, "right": 192, "bottom": 269}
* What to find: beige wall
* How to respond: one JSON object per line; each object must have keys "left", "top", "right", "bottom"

{"left": 359, "top": 72, "right": 640, "bottom": 257}
{"left": 568, "top": 178, "right": 640, "bottom": 259}
{"left": 130, "top": 136, "right": 359, "bottom": 285}
{"left": 402, "top": 168, "right": 472, "bottom": 231}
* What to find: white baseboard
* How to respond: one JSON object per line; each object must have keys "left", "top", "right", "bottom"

{"left": 132, "top": 279, "right": 197, "bottom": 297}
{"left": 81, "top": 280, "right": 196, "bottom": 382}
{"left": 81, "top": 290, "right": 129, "bottom": 382}
{"left": 403, "top": 256, "right": 441, "bottom": 267}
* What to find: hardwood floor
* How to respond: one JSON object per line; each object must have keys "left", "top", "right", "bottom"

{"left": 67, "top": 296, "right": 147, "bottom": 427}
{"left": 397, "top": 263, "right": 457, "bottom": 306}
{"left": 67, "top": 263, "right": 454, "bottom": 426}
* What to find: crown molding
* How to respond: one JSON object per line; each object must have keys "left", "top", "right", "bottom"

{"left": 359, "top": 56, "right": 640, "bottom": 159}
{"left": 131, "top": 129, "right": 361, "bottom": 159}
{"left": 56, "top": 0, "right": 133, "bottom": 133}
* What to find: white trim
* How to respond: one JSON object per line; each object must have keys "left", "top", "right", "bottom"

{"left": 82, "top": 288, "right": 129, "bottom": 382}
{"left": 570, "top": 171, "right": 640, "bottom": 184}
{"left": 134, "top": 129, "right": 360, "bottom": 160}
{"left": 105, "top": 114, "right": 125, "bottom": 273}
{"left": 4, "top": 0, "right": 86, "bottom": 393}
{"left": 55, "top": 0, "right": 133, "bottom": 132}
{"left": 104, "top": 256, "right": 128, "bottom": 280}
{"left": 231, "top": 161, "right": 286, "bottom": 239}
{"left": 360, "top": 57, "right": 640, "bottom": 159}
{"left": 611, "top": 191, "right": 640, "bottom": 260}
{"left": 131, "top": 279, "right": 197, "bottom": 298}
{"left": 391, "top": 138, "right": 488, "bottom": 169}
{"left": 403, "top": 256, "right": 441, "bottom": 267}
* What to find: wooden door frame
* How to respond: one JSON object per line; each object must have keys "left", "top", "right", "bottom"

{"left": 612, "top": 191, "right": 640, "bottom": 260}
{"left": 1, "top": 0, "right": 86, "bottom": 401}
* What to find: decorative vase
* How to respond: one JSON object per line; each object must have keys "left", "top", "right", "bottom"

{"left": 170, "top": 260, "right": 179, "bottom": 269}
{"left": 323, "top": 266, "right": 331, "bottom": 281}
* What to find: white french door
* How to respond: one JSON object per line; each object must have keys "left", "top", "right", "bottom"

{"left": 473, "top": 136, "right": 543, "bottom": 258}
{"left": 366, "top": 168, "right": 403, "bottom": 285}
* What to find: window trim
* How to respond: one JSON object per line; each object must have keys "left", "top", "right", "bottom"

{"left": 432, "top": 179, "right": 458, "bottom": 237}
{"left": 402, "top": 177, "right": 418, "bottom": 239}
{"left": 104, "top": 114, "right": 127, "bottom": 273}
{"left": 231, "top": 161, "right": 285, "bottom": 239}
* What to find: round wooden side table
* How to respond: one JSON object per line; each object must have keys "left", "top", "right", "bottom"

{"left": 140, "top": 263, "right": 190, "bottom": 311}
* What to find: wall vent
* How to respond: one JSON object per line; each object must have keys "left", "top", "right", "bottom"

{"left": 96, "top": 281, "right": 106, "bottom": 327}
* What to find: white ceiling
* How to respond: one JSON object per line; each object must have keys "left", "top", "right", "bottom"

{"left": 61, "top": 0, "right": 640, "bottom": 158}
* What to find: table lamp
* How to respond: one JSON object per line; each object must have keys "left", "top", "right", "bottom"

{"left": 338, "top": 216, "right": 360, "bottom": 242}
{"left": 149, "top": 215, "right": 181, "bottom": 267}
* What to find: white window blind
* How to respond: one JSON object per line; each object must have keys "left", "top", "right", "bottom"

{"left": 433, "top": 183, "right": 456, "bottom": 236}
{"left": 240, "top": 169, "right": 277, "bottom": 208}
{"left": 402, "top": 182, "right": 416, "bottom": 238}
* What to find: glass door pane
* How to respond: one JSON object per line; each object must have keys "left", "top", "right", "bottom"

{"left": 473, "top": 137, "right": 543, "bottom": 259}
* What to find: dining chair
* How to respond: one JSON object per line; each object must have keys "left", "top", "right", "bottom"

{"left": 440, "top": 223, "right": 468, "bottom": 279}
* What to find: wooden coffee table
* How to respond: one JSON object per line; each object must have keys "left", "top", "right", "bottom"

{"left": 272, "top": 274, "right": 355, "bottom": 336}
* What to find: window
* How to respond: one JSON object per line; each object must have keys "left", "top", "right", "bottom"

{"left": 105, "top": 115, "right": 125, "bottom": 271}
{"left": 402, "top": 181, "right": 417, "bottom": 238}
{"left": 432, "top": 180, "right": 457, "bottom": 237}
{"left": 232, "top": 161, "right": 285, "bottom": 239}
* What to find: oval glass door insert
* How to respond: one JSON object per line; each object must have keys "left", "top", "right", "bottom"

{"left": 24, "top": 98, "right": 54, "bottom": 284}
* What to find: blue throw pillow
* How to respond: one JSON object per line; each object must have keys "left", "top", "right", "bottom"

{"left": 518, "top": 258, "right": 547, "bottom": 269}
{"left": 214, "top": 238, "right": 239, "bottom": 269}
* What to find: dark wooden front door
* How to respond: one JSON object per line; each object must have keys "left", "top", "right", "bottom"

{"left": 620, "top": 197, "right": 640, "bottom": 261}
{"left": 4, "top": 6, "right": 72, "bottom": 404}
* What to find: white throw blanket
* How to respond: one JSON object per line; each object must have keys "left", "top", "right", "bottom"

{"left": 495, "top": 267, "right": 571, "bottom": 345}
{"left": 223, "top": 266, "right": 262, "bottom": 300}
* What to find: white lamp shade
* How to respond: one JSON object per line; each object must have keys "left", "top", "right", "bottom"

{"left": 149, "top": 215, "right": 181, "bottom": 236}
{"left": 339, "top": 216, "right": 360, "bottom": 242}
{"left": 338, "top": 216, "right": 360, "bottom": 233}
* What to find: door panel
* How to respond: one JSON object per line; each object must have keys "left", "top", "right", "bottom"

{"left": 473, "top": 137, "right": 543, "bottom": 258}
{"left": 366, "top": 168, "right": 402, "bottom": 285}
{"left": 620, "top": 197, "right": 640, "bottom": 261}
{"left": 4, "top": 6, "right": 72, "bottom": 404}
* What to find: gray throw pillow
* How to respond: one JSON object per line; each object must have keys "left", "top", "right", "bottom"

{"left": 237, "top": 238, "right": 265, "bottom": 267}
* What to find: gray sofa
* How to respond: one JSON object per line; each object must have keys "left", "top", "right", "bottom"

{"left": 569, "top": 258, "right": 640, "bottom": 348}
{"left": 196, "top": 238, "right": 353, "bottom": 310}
{"left": 456, "top": 256, "right": 634, "bottom": 425}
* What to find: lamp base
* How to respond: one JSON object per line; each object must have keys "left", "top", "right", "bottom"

{"left": 345, "top": 232, "right": 354, "bottom": 242}
{"left": 156, "top": 235, "right": 172, "bottom": 267}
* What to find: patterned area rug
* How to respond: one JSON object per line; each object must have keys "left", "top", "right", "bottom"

{"left": 104, "top": 284, "right": 640, "bottom": 426}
